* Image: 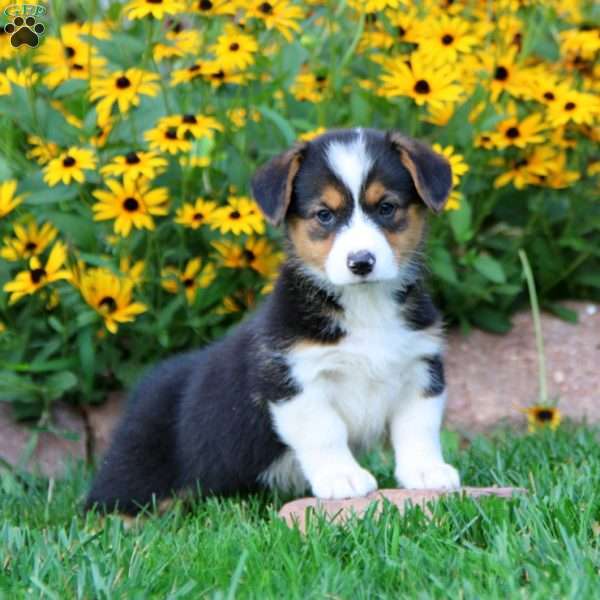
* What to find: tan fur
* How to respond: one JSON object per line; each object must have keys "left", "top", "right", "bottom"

{"left": 382, "top": 204, "right": 426, "bottom": 263}
{"left": 288, "top": 216, "right": 334, "bottom": 271}
{"left": 364, "top": 181, "right": 387, "bottom": 207}
{"left": 322, "top": 185, "right": 345, "bottom": 210}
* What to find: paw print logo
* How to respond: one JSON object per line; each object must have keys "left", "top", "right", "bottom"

{"left": 4, "top": 15, "right": 45, "bottom": 48}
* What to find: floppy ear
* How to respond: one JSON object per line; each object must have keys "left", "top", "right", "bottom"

{"left": 251, "top": 142, "right": 307, "bottom": 226}
{"left": 387, "top": 131, "right": 452, "bottom": 213}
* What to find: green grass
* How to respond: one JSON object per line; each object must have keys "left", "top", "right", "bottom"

{"left": 2, "top": 425, "right": 600, "bottom": 599}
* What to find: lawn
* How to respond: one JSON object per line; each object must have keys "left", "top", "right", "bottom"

{"left": 2, "top": 424, "right": 600, "bottom": 599}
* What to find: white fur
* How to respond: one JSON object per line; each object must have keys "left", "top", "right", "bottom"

{"left": 263, "top": 284, "right": 459, "bottom": 499}
{"left": 325, "top": 128, "right": 372, "bottom": 203}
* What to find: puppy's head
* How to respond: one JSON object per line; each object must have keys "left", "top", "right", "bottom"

{"left": 251, "top": 128, "right": 451, "bottom": 286}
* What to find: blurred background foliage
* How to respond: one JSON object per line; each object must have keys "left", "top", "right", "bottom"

{"left": 0, "top": 0, "right": 598, "bottom": 417}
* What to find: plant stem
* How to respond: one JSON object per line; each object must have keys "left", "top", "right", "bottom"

{"left": 518, "top": 249, "right": 549, "bottom": 406}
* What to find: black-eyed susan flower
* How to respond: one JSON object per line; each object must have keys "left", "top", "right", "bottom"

{"left": 291, "top": 71, "right": 329, "bottom": 103}
{"left": 91, "top": 119, "right": 115, "bottom": 148}
{"left": 484, "top": 47, "right": 531, "bottom": 101}
{"left": 77, "top": 267, "right": 147, "bottom": 334}
{"left": 0, "top": 67, "right": 39, "bottom": 92}
{"left": 101, "top": 151, "right": 168, "bottom": 182}
{"left": 246, "top": 0, "right": 303, "bottom": 42}
{"left": 432, "top": 144, "right": 468, "bottom": 211}
{"left": 379, "top": 51, "right": 462, "bottom": 109}
{"left": 170, "top": 62, "right": 205, "bottom": 86}
{"left": 3, "top": 241, "right": 71, "bottom": 304}
{"left": 487, "top": 113, "right": 547, "bottom": 149}
{"left": 92, "top": 178, "right": 169, "bottom": 237}
{"left": 174, "top": 198, "right": 217, "bottom": 229}
{"left": 298, "top": 127, "right": 327, "bottom": 141}
{"left": 0, "top": 221, "right": 58, "bottom": 261}
{"left": 43, "top": 147, "right": 97, "bottom": 186}
{"left": 124, "top": 0, "right": 185, "bottom": 20}
{"left": 538, "top": 153, "right": 580, "bottom": 189}
{"left": 416, "top": 15, "right": 480, "bottom": 63}
{"left": 154, "top": 28, "right": 202, "bottom": 61}
{"left": 201, "top": 61, "right": 251, "bottom": 88}
{"left": 119, "top": 257, "right": 145, "bottom": 287}
{"left": 215, "top": 289, "right": 256, "bottom": 315}
{"left": 493, "top": 147, "right": 557, "bottom": 190}
{"left": 161, "top": 113, "right": 224, "bottom": 140}
{"left": 161, "top": 258, "right": 216, "bottom": 304}
{"left": 386, "top": 8, "right": 421, "bottom": 45}
{"left": 192, "top": 0, "right": 237, "bottom": 16}
{"left": 90, "top": 69, "right": 159, "bottom": 124}
{"left": 144, "top": 121, "right": 191, "bottom": 154}
{"left": 210, "top": 196, "right": 265, "bottom": 236}
{"left": 213, "top": 237, "right": 284, "bottom": 277}
{"left": 211, "top": 24, "right": 258, "bottom": 70}
{"left": 523, "top": 405, "right": 562, "bottom": 432}
{"left": 546, "top": 89, "right": 599, "bottom": 127}
{"left": 0, "top": 180, "right": 24, "bottom": 218}
{"left": 27, "top": 135, "right": 59, "bottom": 165}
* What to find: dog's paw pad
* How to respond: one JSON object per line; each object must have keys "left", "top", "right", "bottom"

{"left": 311, "top": 466, "right": 377, "bottom": 499}
{"left": 396, "top": 462, "right": 460, "bottom": 490}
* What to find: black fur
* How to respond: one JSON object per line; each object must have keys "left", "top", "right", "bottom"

{"left": 423, "top": 355, "right": 446, "bottom": 397}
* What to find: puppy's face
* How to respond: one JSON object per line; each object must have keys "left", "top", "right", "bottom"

{"left": 252, "top": 128, "right": 452, "bottom": 287}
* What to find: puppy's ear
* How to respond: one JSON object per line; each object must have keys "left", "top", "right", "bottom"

{"left": 388, "top": 131, "right": 452, "bottom": 213}
{"left": 251, "top": 142, "right": 307, "bottom": 225}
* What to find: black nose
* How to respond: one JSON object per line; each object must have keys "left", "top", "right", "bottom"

{"left": 347, "top": 251, "right": 376, "bottom": 276}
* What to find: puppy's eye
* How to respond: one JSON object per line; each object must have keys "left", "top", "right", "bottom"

{"left": 316, "top": 208, "right": 335, "bottom": 225}
{"left": 378, "top": 201, "right": 397, "bottom": 217}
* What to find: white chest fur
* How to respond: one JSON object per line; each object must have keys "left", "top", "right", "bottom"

{"left": 287, "top": 284, "right": 441, "bottom": 451}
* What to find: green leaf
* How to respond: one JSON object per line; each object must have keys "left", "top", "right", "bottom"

{"left": 447, "top": 199, "right": 472, "bottom": 244}
{"left": 470, "top": 307, "right": 512, "bottom": 334}
{"left": 543, "top": 302, "right": 579, "bottom": 324}
{"left": 257, "top": 106, "right": 296, "bottom": 146}
{"left": 429, "top": 247, "right": 458, "bottom": 284}
{"left": 473, "top": 255, "right": 506, "bottom": 284}
{"left": 45, "top": 371, "right": 78, "bottom": 401}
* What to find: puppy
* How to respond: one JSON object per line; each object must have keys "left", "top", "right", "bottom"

{"left": 86, "top": 128, "right": 460, "bottom": 514}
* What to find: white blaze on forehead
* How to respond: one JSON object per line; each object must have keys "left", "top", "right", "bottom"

{"left": 325, "top": 129, "right": 373, "bottom": 203}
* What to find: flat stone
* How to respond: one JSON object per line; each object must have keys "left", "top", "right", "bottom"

{"left": 445, "top": 302, "right": 600, "bottom": 431}
{"left": 279, "top": 487, "right": 526, "bottom": 531}
{"left": 0, "top": 402, "right": 87, "bottom": 477}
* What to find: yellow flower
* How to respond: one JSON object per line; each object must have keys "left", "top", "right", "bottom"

{"left": 144, "top": 122, "right": 191, "bottom": 154}
{"left": 0, "top": 221, "right": 58, "bottom": 261}
{"left": 415, "top": 15, "right": 480, "bottom": 63}
{"left": 124, "top": 0, "right": 185, "bottom": 20}
{"left": 174, "top": 198, "right": 217, "bottom": 229}
{"left": 546, "top": 89, "right": 600, "bottom": 127}
{"left": 291, "top": 71, "right": 329, "bottom": 103}
{"left": 77, "top": 267, "right": 147, "bottom": 334}
{"left": 159, "top": 113, "right": 223, "bottom": 140}
{"left": 523, "top": 406, "right": 562, "bottom": 432}
{"left": 119, "top": 257, "right": 146, "bottom": 287}
{"left": 487, "top": 113, "right": 547, "bottom": 149}
{"left": 92, "top": 178, "right": 169, "bottom": 237}
{"left": 154, "top": 28, "right": 201, "bottom": 61}
{"left": 538, "top": 153, "right": 579, "bottom": 190}
{"left": 213, "top": 237, "right": 284, "bottom": 277}
{"left": 0, "top": 180, "right": 24, "bottom": 218}
{"left": 211, "top": 24, "right": 258, "bottom": 70}
{"left": 245, "top": 0, "right": 303, "bottom": 42}
{"left": 101, "top": 151, "right": 168, "bottom": 182}
{"left": 432, "top": 144, "right": 468, "bottom": 187}
{"left": 299, "top": 127, "right": 327, "bottom": 141}
{"left": 3, "top": 242, "right": 71, "bottom": 304}
{"left": 162, "top": 258, "right": 216, "bottom": 304}
{"left": 210, "top": 196, "right": 265, "bottom": 236}
{"left": 379, "top": 51, "right": 463, "bottom": 109}
{"left": 171, "top": 62, "right": 206, "bottom": 86}
{"left": 493, "top": 147, "right": 557, "bottom": 190}
{"left": 43, "top": 148, "right": 97, "bottom": 187}
{"left": 0, "top": 67, "right": 38, "bottom": 93}
{"left": 485, "top": 47, "right": 531, "bottom": 101}
{"left": 192, "top": 0, "right": 237, "bottom": 16}
{"left": 90, "top": 69, "right": 159, "bottom": 124}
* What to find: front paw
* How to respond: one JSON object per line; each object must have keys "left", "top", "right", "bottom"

{"left": 310, "top": 464, "right": 377, "bottom": 499}
{"left": 395, "top": 462, "right": 460, "bottom": 490}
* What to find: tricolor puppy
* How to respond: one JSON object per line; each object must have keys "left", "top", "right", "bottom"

{"left": 86, "top": 128, "right": 460, "bottom": 514}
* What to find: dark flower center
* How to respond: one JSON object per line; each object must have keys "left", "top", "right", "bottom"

{"left": 189, "top": 64, "right": 201, "bottom": 72}
{"left": 505, "top": 126, "right": 520, "bottom": 138}
{"left": 64, "top": 45, "right": 76, "bottom": 58}
{"left": 182, "top": 114, "right": 197, "bottom": 124}
{"left": 193, "top": 212, "right": 204, "bottom": 221}
{"left": 125, "top": 151, "right": 141, "bottom": 164}
{"left": 414, "top": 79, "right": 431, "bottom": 94}
{"left": 30, "top": 268, "right": 46, "bottom": 284}
{"left": 72, "top": 64, "right": 84, "bottom": 71}
{"left": 259, "top": 2, "right": 273, "bottom": 14}
{"left": 441, "top": 34, "right": 454, "bottom": 45}
{"left": 123, "top": 197, "right": 139, "bottom": 212}
{"left": 397, "top": 26, "right": 406, "bottom": 37}
{"left": 229, "top": 42, "right": 240, "bottom": 51}
{"left": 494, "top": 66, "right": 509, "bottom": 81}
{"left": 166, "top": 128, "right": 178, "bottom": 140}
{"left": 199, "top": 0, "right": 213, "bottom": 9}
{"left": 212, "top": 70, "right": 225, "bottom": 80}
{"left": 116, "top": 76, "right": 131, "bottom": 89}
{"left": 63, "top": 156, "right": 76, "bottom": 167}
{"left": 536, "top": 409, "right": 553, "bottom": 421}
{"left": 543, "top": 91, "right": 555, "bottom": 101}
{"left": 229, "top": 210, "right": 241, "bottom": 220}
{"left": 99, "top": 296, "right": 117, "bottom": 313}
{"left": 171, "top": 22, "right": 183, "bottom": 33}
{"left": 515, "top": 158, "right": 529, "bottom": 168}
{"left": 316, "top": 74, "right": 327, "bottom": 84}
{"left": 365, "top": 13, "right": 377, "bottom": 24}
{"left": 147, "top": 0, "right": 163, "bottom": 4}
{"left": 183, "top": 277, "right": 194, "bottom": 288}
{"left": 243, "top": 249, "right": 255, "bottom": 262}
{"left": 564, "top": 102, "right": 576, "bottom": 111}
{"left": 25, "top": 242, "right": 37, "bottom": 251}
